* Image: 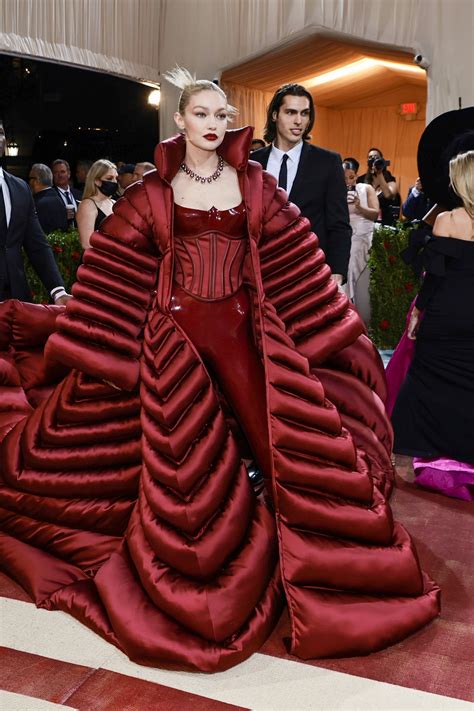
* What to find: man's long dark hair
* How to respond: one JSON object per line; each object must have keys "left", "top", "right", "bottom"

{"left": 263, "top": 84, "right": 315, "bottom": 144}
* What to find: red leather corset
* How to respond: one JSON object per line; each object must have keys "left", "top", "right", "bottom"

{"left": 173, "top": 202, "right": 247, "bottom": 300}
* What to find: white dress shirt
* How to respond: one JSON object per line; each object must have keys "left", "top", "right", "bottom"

{"left": 266, "top": 141, "right": 304, "bottom": 196}
{"left": 0, "top": 167, "right": 12, "bottom": 226}
{"left": 56, "top": 186, "right": 78, "bottom": 208}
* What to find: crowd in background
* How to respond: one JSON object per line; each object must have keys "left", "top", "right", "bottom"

{"left": 22, "top": 133, "right": 432, "bottom": 331}
{"left": 27, "top": 157, "right": 156, "bottom": 248}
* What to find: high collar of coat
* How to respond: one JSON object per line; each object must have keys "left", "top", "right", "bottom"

{"left": 153, "top": 126, "right": 254, "bottom": 183}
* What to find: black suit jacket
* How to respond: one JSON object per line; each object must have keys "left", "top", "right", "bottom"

{"left": 34, "top": 187, "right": 69, "bottom": 234}
{"left": 54, "top": 185, "right": 82, "bottom": 204}
{"left": 0, "top": 172, "right": 65, "bottom": 300}
{"left": 252, "top": 142, "right": 351, "bottom": 277}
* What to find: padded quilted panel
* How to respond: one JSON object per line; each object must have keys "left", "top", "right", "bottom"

{"left": 14, "top": 348, "right": 70, "bottom": 391}
{"left": 0, "top": 300, "right": 14, "bottom": 350}
{"left": 11, "top": 301, "right": 65, "bottom": 348}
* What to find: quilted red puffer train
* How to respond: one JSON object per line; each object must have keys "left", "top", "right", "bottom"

{"left": 0, "top": 128, "right": 439, "bottom": 672}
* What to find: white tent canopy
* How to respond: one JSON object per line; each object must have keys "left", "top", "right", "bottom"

{"left": 0, "top": 0, "right": 472, "bottom": 138}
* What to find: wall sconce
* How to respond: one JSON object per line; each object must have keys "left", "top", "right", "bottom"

{"left": 7, "top": 139, "right": 19, "bottom": 156}
{"left": 148, "top": 88, "right": 161, "bottom": 108}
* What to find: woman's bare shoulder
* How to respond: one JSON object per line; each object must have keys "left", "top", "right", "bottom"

{"left": 78, "top": 197, "right": 98, "bottom": 213}
{"left": 433, "top": 208, "right": 472, "bottom": 239}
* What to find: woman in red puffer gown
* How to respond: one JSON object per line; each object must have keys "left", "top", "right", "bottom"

{"left": 0, "top": 69, "right": 439, "bottom": 672}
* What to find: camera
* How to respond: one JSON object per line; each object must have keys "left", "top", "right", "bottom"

{"left": 368, "top": 157, "right": 390, "bottom": 171}
{"left": 413, "top": 54, "right": 430, "bottom": 69}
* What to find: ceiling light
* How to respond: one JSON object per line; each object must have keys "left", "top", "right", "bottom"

{"left": 148, "top": 88, "right": 161, "bottom": 108}
{"left": 304, "top": 57, "right": 425, "bottom": 88}
{"left": 7, "top": 140, "right": 19, "bottom": 157}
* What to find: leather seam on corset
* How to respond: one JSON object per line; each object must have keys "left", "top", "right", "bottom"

{"left": 237, "top": 242, "right": 246, "bottom": 294}
{"left": 179, "top": 239, "right": 196, "bottom": 293}
{"left": 227, "top": 241, "right": 243, "bottom": 295}
{"left": 210, "top": 233, "right": 216, "bottom": 299}
{"left": 195, "top": 238, "right": 204, "bottom": 295}
{"left": 173, "top": 249, "right": 185, "bottom": 287}
{"left": 221, "top": 240, "right": 231, "bottom": 298}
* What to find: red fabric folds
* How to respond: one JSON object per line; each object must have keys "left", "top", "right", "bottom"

{"left": 0, "top": 128, "right": 439, "bottom": 672}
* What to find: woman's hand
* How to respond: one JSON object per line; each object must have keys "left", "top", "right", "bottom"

{"left": 353, "top": 195, "right": 362, "bottom": 213}
{"left": 407, "top": 306, "right": 421, "bottom": 340}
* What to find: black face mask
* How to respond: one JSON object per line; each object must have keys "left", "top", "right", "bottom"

{"left": 98, "top": 180, "right": 118, "bottom": 197}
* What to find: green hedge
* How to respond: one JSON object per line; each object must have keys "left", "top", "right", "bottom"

{"left": 24, "top": 229, "right": 83, "bottom": 304}
{"left": 368, "top": 222, "right": 420, "bottom": 349}
{"left": 26, "top": 225, "right": 418, "bottom": 350}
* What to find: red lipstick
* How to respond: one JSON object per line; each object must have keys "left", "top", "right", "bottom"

{"left": 204, "top": 134, "right": 218, "bottom": 141}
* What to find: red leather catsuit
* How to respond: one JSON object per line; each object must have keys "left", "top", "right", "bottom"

{"left": 170, "top": 202, "right": 272, "bottom": 479}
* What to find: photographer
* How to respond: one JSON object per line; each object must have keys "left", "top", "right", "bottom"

{"left": 357, "top": 147, "right": 400, "bottom": 225}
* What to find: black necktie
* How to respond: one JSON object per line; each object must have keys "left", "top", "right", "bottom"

{"left": 278, "top": 154, "right": 289, "bottom": 191}
{"left": 64, "top": 189, "right": 73, "bottom": 205}
{"left": 0, "top": 184, "right": 7, "bottom": 241}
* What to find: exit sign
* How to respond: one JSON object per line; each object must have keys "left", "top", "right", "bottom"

{"left": 401, "top": 103, "right": 418, "bottom": 114}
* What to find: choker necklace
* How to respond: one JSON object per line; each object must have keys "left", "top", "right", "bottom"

{"left": 180, "top": 155, "right": 224, "bottom": 183}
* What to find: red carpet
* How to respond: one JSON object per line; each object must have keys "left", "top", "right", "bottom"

{"left": 261, "top": 456, "right": 474, "bottom": 702}
{"left": 1, "top": 456, "right": 472, "bottom": 707}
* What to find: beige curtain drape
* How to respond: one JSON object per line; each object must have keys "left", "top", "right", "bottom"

{"left": 222, "top": 83, "right": 274, "bottom": 142}
{"left": 0, "top": 0, "right": 472, "bottom": 142}
{"left": 224, "top": 83, "right": 426, "bottom": 197}
{"left": 0, "top": 0, "right": 161, "bottom": 84}
{"left": 158, "top": 0, "right": 473, "bottom": 138}
{"left": 315, "top": 105, "right": 426, "bottom": 199}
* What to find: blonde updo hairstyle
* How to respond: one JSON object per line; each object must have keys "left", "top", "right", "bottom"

{"left": 83, "top": 159, "right": 117, "bottom": 199}
{"left": 164, "top": 66, "right": 237, "bottom": 121}
{"left": 449, "top": 150, "right": 474, "bottom": 218}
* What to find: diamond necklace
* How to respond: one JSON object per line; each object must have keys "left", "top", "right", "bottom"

{"left": 180, "top": 155, "right": 224, "bottom": 183}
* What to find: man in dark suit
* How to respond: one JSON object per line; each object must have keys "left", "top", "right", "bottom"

{"left": 52, "top": 158, "right": 82, "bottom": 226}
{"left": 29, "top": 163, "right": 69, "bottom": 234}
{"left": 251, "top": 84, "right": 351, "bottom": 283}
{"left": 402, "top": 176, "right": 433, "bottom": 222}
{"left": 0, "top": 119, "right": 68, "bottom": 302}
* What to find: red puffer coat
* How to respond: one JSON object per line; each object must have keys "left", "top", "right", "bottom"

{"left": 0, "top": 128, "right": 439, "bottom": 672}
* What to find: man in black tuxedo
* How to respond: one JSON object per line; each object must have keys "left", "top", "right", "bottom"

{"left": 52, "top": 159, "right": 82, "bottom": 227}
{"left": 251, "top": 84, "right": 351, "bottom": 283}
{"left": 29, "top": 163, "right": 69, "bottom": 234}
{"left": 0, "top": 120, "right": 68, "bottom": 302}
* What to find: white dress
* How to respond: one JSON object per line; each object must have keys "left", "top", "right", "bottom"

{"left": 345, "top": 183, "right": 375, "bottom": 325}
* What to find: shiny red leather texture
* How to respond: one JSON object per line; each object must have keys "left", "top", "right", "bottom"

{"left": 0, "top": 128, "right": 439, "bottom": 672}
{"left": 173, "top": 202, "right": 247, "bottom": 298}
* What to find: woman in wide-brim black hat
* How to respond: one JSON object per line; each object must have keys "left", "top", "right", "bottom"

{"left": 389, "top": 107, "right": 474, "bottom": 500}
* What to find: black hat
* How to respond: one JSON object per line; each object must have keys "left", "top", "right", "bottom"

{"left": 118, "top": 163, "right": 136, "bottom": 175}
{"left": 417, "top": 107, "right": 474, "bottom": 208}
